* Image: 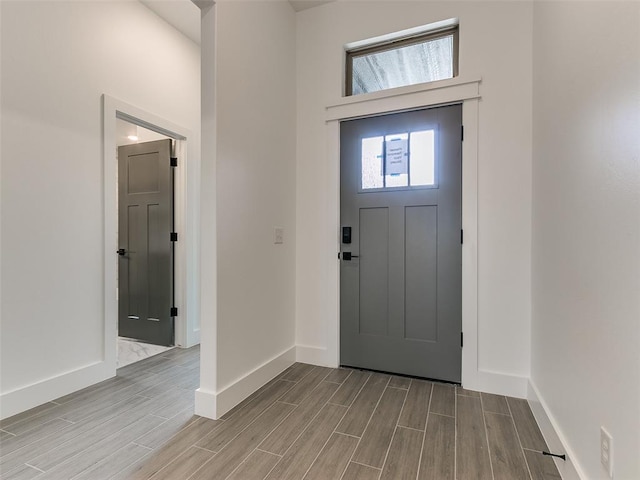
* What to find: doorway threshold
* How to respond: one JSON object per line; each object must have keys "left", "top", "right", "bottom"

{"left": 117, "top": 337, "right": 174, "bottom": 368}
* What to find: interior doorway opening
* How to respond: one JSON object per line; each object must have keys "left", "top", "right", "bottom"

{"left": 116, "top": 120, "right": 178, "bottom": 367}
{"left": 103, "top": 95, "right": 199, "bottom": 376}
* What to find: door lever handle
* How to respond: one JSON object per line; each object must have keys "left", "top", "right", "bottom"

{"left": 339, "top": 252, "right": 359, "bottom": 261}
{"left": 117, "top": 248, "right": 127, "bottom": 256}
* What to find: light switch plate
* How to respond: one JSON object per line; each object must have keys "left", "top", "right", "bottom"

{"left": 601, "top": 427, "right": 613, "bottom": 478}
{"left": 275, "top": 227, "right": 284, "bottom": 244}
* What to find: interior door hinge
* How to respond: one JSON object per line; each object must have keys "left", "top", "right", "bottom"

{"left": 170, "top": 232, "right": 178, "bottom": 242}
{"left": 461, "top": 332, "right": 464, "bottom": 348}
{"left": 461, "top": 125, "right": 464, "bottom": 142}
{"left": 461, "top": 229, "right": 464, "bottom": 244}
{"left": 171, "top": 307, "right": 178, "bottom": 317}
{"left": 170, "top": 157, "right": 178, "bottom": 167}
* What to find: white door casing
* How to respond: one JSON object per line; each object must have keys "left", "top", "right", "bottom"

{"left": 322, "top": 78, "right": 526, "bottom": 397}
{"left": 103, "top": 94, "right": 201, "bottom": 374}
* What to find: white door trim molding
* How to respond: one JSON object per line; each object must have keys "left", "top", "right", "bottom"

{"left": 322, "top": 78, "right": 525, "bottom": 396}
{"left": 326, "top": 77, "right": 482, "bottom": 121}
{"left": 102, "top": 94, "right": 201, "bottom": 375}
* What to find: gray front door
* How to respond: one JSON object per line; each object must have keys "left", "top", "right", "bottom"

{"left": 340, "top": 105, "right": 462, "bottom": 382}
{"left": 118, "top": 139, "right": 174, "bottom": 346}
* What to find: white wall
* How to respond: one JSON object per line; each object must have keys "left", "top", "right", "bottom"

{"left": 196, "top": 0, "right": 297, "bottom": 418}
{"left": 0, "top": 0, "right": 200, "bottom": 418}
{"left": 531, "top": 2, "right": 640, "bottom": 479}
{"left": 295, "top": 1, "right": 533, "bottom": 387}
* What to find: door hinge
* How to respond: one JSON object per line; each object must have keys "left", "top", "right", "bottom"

{"left": 170, "top": 157, "right": 178, "bottom": 167}
{"left": 461, "top": 229, "right": 464, "bottom": 244}
{"left": 171, "top": 307, "right": 178, "bottom": 317}
{"left": 461, "top": 125, "right": 464, "bottom": 142}
{"left": 461, "top": 332, "right": 464, "bottom": 348}
{"left": 170, "top": 232, "right": 178, "bottom": 242}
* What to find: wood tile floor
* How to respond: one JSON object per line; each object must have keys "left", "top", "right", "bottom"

{"left": 0, "top": 346, "right": 561, "bottom": 480}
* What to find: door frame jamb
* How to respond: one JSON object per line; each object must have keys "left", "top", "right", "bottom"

{"left": 102, "top": 94, "right": 199, "bottom": 373}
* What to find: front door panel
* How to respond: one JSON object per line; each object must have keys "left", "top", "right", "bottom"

{"left": 340, "top": 105, "right": 462, "bottom": 382}
{"left": 118, "top": 139, "right": 173, "bottom": 346}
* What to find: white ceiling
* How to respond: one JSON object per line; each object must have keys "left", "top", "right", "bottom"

{"left": 140, "top": 0, "right": 335, "bottom": 45}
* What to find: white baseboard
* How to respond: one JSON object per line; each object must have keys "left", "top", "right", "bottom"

{"left": 195, "top": 346, "right": 296, "bottom": 419}
{"left": 0, "top": 361, "right": 113, "bottom": 420}
{"left": 463, "top": 368, "right": 529, "bottom": 398}
{"left": 296, "top": 345, "right": 333, "bottom": 366}
{"left": 528, "top": 379, "right": 585, "bottom": 480}
{"left": 295, "top": 346, "right": 527, "bottom": 398}
{"left": 194, "top": 387, "right": 217, "bottom": 419}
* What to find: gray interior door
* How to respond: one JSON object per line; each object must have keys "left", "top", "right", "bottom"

{"left": 340, "top": 105, "right": 462, "bottom": 382}
{"left": 118, "top": 139, "right": 174, "bottom": 346}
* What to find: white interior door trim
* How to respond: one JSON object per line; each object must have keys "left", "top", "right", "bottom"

{"left": 325, "top": 79, "right": 484, "bottom": 391}
{"left": 102, "top": 94, "right": 201, "bottom": 374}
{"left": 326, "top": 77, "right": 481, "bottom": 121}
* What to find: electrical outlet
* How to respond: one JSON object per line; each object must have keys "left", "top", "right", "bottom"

{"left": 274, "top": 227, "right": 284, "bottom": 245}
{"left": 601, "top": 427, "right": 613, "bottom": 478}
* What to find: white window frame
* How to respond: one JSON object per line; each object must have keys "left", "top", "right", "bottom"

{"left": 346, "top": 23, "right": 459, "bottom": 96}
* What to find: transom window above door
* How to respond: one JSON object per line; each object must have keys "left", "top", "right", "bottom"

{"left": 361, "top": 129, "right": 436, "bottom": 190}
{"left": 346, "top": 22, "right": 459, "bottom": 96}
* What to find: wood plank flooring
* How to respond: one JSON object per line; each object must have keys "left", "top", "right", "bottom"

{"left": 0, "top": 346, "right": 561, "bottom": 479}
